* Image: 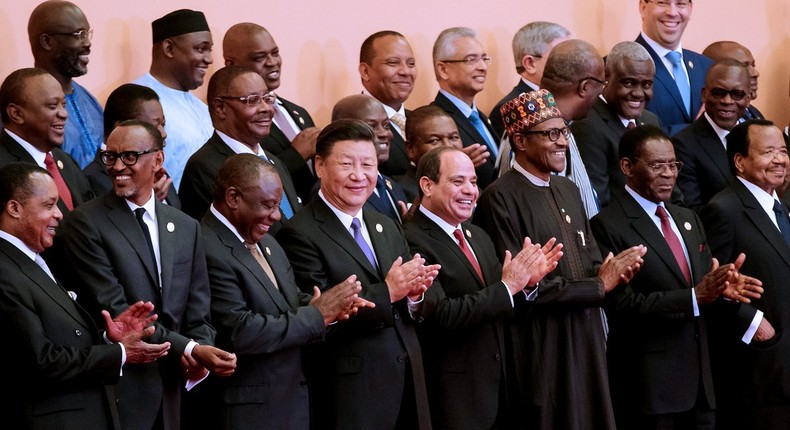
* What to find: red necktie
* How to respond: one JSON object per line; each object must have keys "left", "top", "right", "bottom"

{"left": 627, "top": 120, "right": 637, "bottom": 129}
{"left": 44, "top": 152, "right": 74, "bottom": 211}
{"left": 453, "top": 229, "right": 484, "bottom": 282}
{"left": 656, "top": 206, "right": 691, "bottom": 284}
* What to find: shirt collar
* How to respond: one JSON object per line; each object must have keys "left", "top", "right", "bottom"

{"left": 215, "top": 129, "right": 263, "bottom": 156}
{"left": 124, "top": 190, "right": 157, "bottom": 217}
{"left": 0, "top": 229, "right": 37, "bottom": 261}
{"left": 703, "top": 112, "right": 731, "bottom": 146}
{"left": 625, "top": 184, "right": 662, "bottom": 217}
{"left": 521, "top": 77, "right": 540, "bottom": 91}
{"left": 418, "top": 205, "right": 461, "bottom": 238}
{"left": 362, "top": 89, "right": 405, "bottom": 118}
{"left": 513, "top": 161, "right": 551, "bottom": 187}
{"left": 439, "top": 89, "right": 476, "bottom": 117}
{"left": 318, "top": 190, "right": 363, "bottom": 231}
{"left": 210, "top": 204, "right": 247, "bottom": 244}
{"left": 4, "top": 129, "right": 47, "bottom": 167}
{"left": 737, "top": 176, "right": 780, "bottom": 214}
{"left": 640, "top": 31, "right": 683, "bottom": 59}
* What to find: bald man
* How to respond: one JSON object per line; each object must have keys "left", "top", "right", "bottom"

{"left": 28, "top": 0, "right": 103, "bottom": 169}
{"left": 224, "top": 23, "right": 319, "bottom": 202}
{"left": 703, "top": 41, "right": 764, "bottom": 120}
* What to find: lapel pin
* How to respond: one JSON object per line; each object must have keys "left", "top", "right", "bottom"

{"left": 57, "top": 160, "right": 64, "bottom": 170}
{"left": 265, "top": 246, "right": 272, "bottom": 256}
{"left": 297, "top": 197, "right": 303, "bottom": 204}
{"left": 298, "top": 117, "right": 305, "bottom": 126}
{"left": 465, "top": 229, "right": 472, "bottom": 239}
{"left": 684, "top": 222, "right": 692, "bottom": 231}
{"left": 376, "top": 223, "right": 383, "bottom": 233}
{"left": 688, "top": 60, "right": 694, "bottom": 70}
{"left": 167, "top": 222, "right": 175, "bottom": 232}
{"left": 385, "top": 178, "right": 393, "bottom": 190}
{"left": 565, "top": 214, "right": 572, "bottom": 224}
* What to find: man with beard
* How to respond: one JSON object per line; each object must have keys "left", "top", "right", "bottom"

{"left": 27, "top": 0, "right": 103, "bottom": 169}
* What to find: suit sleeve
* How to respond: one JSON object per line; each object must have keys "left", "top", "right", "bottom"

{"left": 672, "top": 133, "right": 704, "bottom": 210}
{"left": 571, "top": 120, "right": 612, "bottom": 207}
{"left": 177, "top": 222, "right": 216, "bottom": 349}
{"left": 178, "top": 158, "right": 214, "bottom": 220}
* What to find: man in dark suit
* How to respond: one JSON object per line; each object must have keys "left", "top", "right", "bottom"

{"left": 703, "top": 41, "right": 765, "bottom": 120}
{"left": 83, "top": 83, "right": 180, "bottom": 209}
{"left": 701, "top": 120, "right": 788, "bottom": 430}
{"left": 573, "top": 41, "right": 661, "bottom": 208}
{"left": 277, "top": 119, "right": 440, "bottom": 430}
{"left": 635, "top": 0, "right": 712, "bottom": 136}
{"left": 60, "top": 121, "right": 237, "bottom": 430}
{"left": 0, "top": 162, "right": 169, "bottom": 430}
{"left": 223, "top": 23, "right": 320, "bottom": 202}
{"left": 405, "top": 147, "right": 561, "bottom": 429}
{"left": 0, "top": 67, "right": 93, "bottom": 215}
{"left": 200, "top": 154, "right": 373, "bottom": 429}
{"left": 490, "top": 21, "right": 570, "bottom": 140}
{"left": 591, "top": 125, "right": 762, "bottom": 429}
{"left": 672, "top": 60, "right": 752, "bottom": 211}
{"left": 431, "top": 27, "right": 498, "bottom": 189}
{"left": 179, "top": 66, "right": 302, "bottom": 233}
{"left": 359, "top": 30, "right": 416, "bottom": 177}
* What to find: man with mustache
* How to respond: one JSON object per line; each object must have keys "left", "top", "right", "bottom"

{"left": 27, "top": 0, "right": 103, "bottom": 169}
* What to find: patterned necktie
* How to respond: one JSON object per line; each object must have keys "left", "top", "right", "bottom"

{"left": 44, "top": 152, "right": 74, "bottom": 210}
{"left": 390, "top": 113, "right": 407, "bottom": 137}
{"left": 245, "top": 242, "right": 279, "bottom": 289}
{"left": 656, "top": 206, "right": 691, "bottom": 284}
{"left": 666, "top": 51, "right": 691, "bottom": 116}
{"left": 453, "top": 229, "right": 483, "bottom": 282}
{"left": 272, "top": 103, "right": 298, "bottom": 142}
{"left": 134, "top": 208, "right": 160, "bottom": 287}
{"left": 468, "top": 110, "right": 498, "bottom": 157}
{"left": 351, "top": 218, "right": 378, "bottom": 271}
{"left": 258, "top": 154, "right": 294, "bottom": 219}
{"left": 772, "top": 200, "right": 790, "bottom": 249}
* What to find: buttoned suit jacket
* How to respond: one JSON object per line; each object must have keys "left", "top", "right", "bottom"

{"left": 572, "top": 98, "right": 662, "bottom": 207}
{"left": 701, "top": 180, "right": 790, "bottom": 430}
{"left": 276, "top": 198, "right": 432, "bottom": 430}
{"left": 0, "top": 238, "right": 122, "bottom": 430}
{"left": 432, "top": 92, "right": 498, "bottom": 190}
{"left": 83, "top": 155, "right": 181, "bottom": 209}
{"left": 672, "top": 116, "right": 733, "bottom": 211}
{"left": 490, "top": 79, "right": 537, "bottom": 140}
{"left": 179, "top": 132, "right": 302, "bottom": 233}
{"left": 200, "top": 211, "right": 325, "bottom": 430}
{"left": 636, "top": 34, "right": 713, "bottom": 136}
{"left": 261, "top": 97, "right": 317, "bottom": 202}
{"left": 404, "top": 211, "right": 513, "bottom": 430}
{"left": 590, "top": 193, "right": 715, "bottom": 419}
{"left": 59, "top": 192, "right": 215, "bottom": 430}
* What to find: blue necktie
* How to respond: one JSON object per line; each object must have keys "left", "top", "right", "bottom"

{"left": 259, "top": 154, "right": 294, "bottom": 219}
{"left": 468, "top": 110, "right": 498, "bottom": 157}
{"left": 351, "top": 218, "right": 378, "bottom": 271}
{"left": 772, "top": 200, "right": 790, "bottom": 249}
{"left": 666, "top": 51, "right": 691, "bottom": 116}
{"left": 375, "top": 176, "right": 400, "bottom": 222}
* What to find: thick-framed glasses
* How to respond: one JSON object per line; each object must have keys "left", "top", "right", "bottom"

{"left": 441, "top": 56, "right": 493, "bottom": 66}
{"left": 47, "top": 29, "right": 93, "bottom": 42}
{"left": 634, "top": 158, "right": 684, "bottom": 174}
{"left": 708, "top": 87, "right": 748, "bottom": 101}
{"left": 580, "top": 76, "right": 608, "bottom": 87}
{"left": 217, "top": 91, "right": 277, "bottom": 107}
{"left": 643, "top": 0, "right": 692, "bottom": 10}
{"left": 519, "top": 127, "right": 571, "bottom": 142}
{"left": 100, "top": 148, "right": 159, "bottom": 166}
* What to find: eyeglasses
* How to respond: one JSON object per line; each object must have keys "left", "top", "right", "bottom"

{"left": 643, "top": 0, "right": 692, "bottom": 10}
{"left": 634, "top": 158, "right": 684, "bottom": 174}
{"left": 441, "top": 56, "right": 493, "bottom": 66}
{"left": 519, "top": 127, "right": 571, "bottom": 142}
{"left": 217, "top": 91, "right": 277, "bottom": 107}
{"left": 580, "top": 76, "right": 608, "bottom": 87}
{"left": 47, "top": 29, "right": 93, "bottom": 42}
{"left": 100, "top": 148, "right": 159, "bottom": 166}
{"left": 708, "top": 87, "right": 748, "bottom": 101}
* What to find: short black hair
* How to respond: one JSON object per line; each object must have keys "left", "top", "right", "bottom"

{"left": 315, "top": 119, "right": 376, "bottom": 159}
{"left": 104, "top": 84, "right": 160, "bottom": 139}
{"left": 0, "top": 67, "right": 51, "bottom": 124}
{"left": 726, "top": 119, "right": 776, "bottom": 175}
{"left": 415, "top": 147, "right": 463, "bottom": 197}
{"left": 206, "top": 65, "right": 260, "bottom": 121}
{"left": 618, "top": 124, "right": 670, "bottom": 160}
{"left": 405, "top": 105, "right": 452, "bottom": 144}
{"left": 212, "top": 153, "right": 277, "bottom": 203}
{"left": 360, "top": 30, "right": 405, "bottom": 64}
{"left": 112, "top": 119, "right": 165, "bottom": 150}
{"left": 0, "top": 162, "right": 50, "bottom": 210}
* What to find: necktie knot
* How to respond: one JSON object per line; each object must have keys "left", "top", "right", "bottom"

{"left": 627, "top": 120, "right": 637, "bottom": 129}
{"left": 134, "top": 207, "right": 146, "bottom": 221}
{"left": 666, "top": 50, "right": 683, "bottom": 66}
{"left": 655, "top": 205, "right": 669, "bottom": 219}
{"left": 390, "top": 113, "right": 407, "bottom": 132}
{"left": 452, "top": 228, "right": 465, "bottom": 243}
{"left": 773, "top": 200, "right": 786, "bottom": 215}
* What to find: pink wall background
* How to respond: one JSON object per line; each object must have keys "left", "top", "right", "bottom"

{"left": 2, "top": 0, "right": 789, "bottom": 129}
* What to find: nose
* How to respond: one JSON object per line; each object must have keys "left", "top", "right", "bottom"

{"left": 158, "top": 125, "right": 167, "bottom": 140}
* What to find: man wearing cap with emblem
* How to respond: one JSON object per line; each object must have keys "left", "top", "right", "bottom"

{"left": 133, "top": 8, "right": 215, "bottom": 190}
{"left": 474, "top": 89, "right": 646, "bottom": 430}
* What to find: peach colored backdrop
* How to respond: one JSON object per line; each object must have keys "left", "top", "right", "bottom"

{"left": 2, "top": 0, "right": 789, "bottom": 128}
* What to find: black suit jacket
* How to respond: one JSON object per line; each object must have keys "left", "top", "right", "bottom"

{"left": 490, "top": 79, "right": 537, "bottom": 140}
{"left": 83, "top": 154, "right": 181, "bottom": 209}
{"left": 701, "top": 180, "right": 790, "bottom": 429}
{"left": 0, "top": 238, "right": 122, "bottom": 430}
{"left": 572, "top": 98, "right": 662, "bottom": 208}
{"left": 591, "top": 193, "right": 715, "bottom": 420}
{"left": 261, "top": 97, "right": 317, "bottom": 202}
{"left": 432, "top": 92, "right": 498, "bottom": 189}
{"left": 636, "top": 34, "right": 713, "bottom": 136}
{"left": 395, "top": 164, "right": 419, "bottom": 202}
{"left": 672, "top": 116, "right": 733, "bottom": 211}
{"left": 276, "top": 199, "right": 432, "bottom": 430}
{"left": 179, "top": 132, "right": 302, "bottom": 233}
{"left": 200, "top": 211, "right": 325, "bottom": 429}
{"left": 59, "top": 192, "right": 215, "bottom": 430}
{"left": 404, "top": 211, "right": 513, "bottom": 430}
{"left": 365, "top": 173, "right": 409, "bottom": 224}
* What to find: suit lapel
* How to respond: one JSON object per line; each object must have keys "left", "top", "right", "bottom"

{"left": 684, "top": 49, "right": 705, "bottom": 118}
{"left": 314, "top": 200, "right": 381, "bottom": 279}
{"left": 694, "top": 118, "right": 732, "bottom": 180}
{"left": 155, "top": 202, "right": 174, "bottom": 301}
{"left": 261, "top": 235, "right": 297, "bottom": 309}
{"left": 667, "top": 205, "right": 706, "bottom": 283}
{"left": 734, "top": 181, "right": 790, "bottom": 267}
{"left": 427, "top": 214, "right": 486, "bottom": 288}
{"left": 639, "top": 35, "right": 689, "bottom": 121}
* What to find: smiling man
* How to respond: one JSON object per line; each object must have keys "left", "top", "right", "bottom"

{"left": 27, "top": 0, "right": 103, "bottom": 169}
{"left": 672, "top": 60, "right": 751, "bottom": 211}
{"left": 134, "top": 9, "right": 215, "bottom": 189}
{"left": 572, "top": 41, "right": 661, "bottom": 208}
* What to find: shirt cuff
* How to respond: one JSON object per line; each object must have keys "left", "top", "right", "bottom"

{"left": 691, "top": 288, "right": 700, "bottom": 317}
{"left": 185, "top": 340, "right": 198, "bottom": 357}
{"left": 742, "top": 310, "right": 764, "bottom": 344}
{"left": 523, "top": 286, "right": 539, "bottom": 301}
{"left": 119, "top": 343, "right": 126, "bottom": 376}
{"left": 407, "top": 293, "right": 424, "bottom": 319}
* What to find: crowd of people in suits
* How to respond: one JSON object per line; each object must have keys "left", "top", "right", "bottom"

{"left": 2, "top": 1, "right": 790, "bottom": 430}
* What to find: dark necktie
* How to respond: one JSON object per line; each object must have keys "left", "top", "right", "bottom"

{"left": 666, "top": 51, "right": 691, "bottom": 116}
{"left": 453, "top": 228, "right": 484, "bottom": 282}
{"left": 469, "top": 110, "right": 498, "bottom": 157}
{"left": 351, "top": 218, "right": 378, "bottom": 271}
{"left": 134, "top": 207, "right": 159, "bottom": 286}
{"left": 772, "top": 200, "right": 790, "bottom": 249}
{"left": 656, "top": 206, "right": 691, "bottom": 284}
{"left": 627, "top": 120, "right": 637, "bottom": 129}
{"left": 258, "top": 153, "right": 294, "bottom": 219}
{"left": 44, "top": 152, "right": 74, "bottom": 210}
{"left": 375, "top": 176, "right": 400, "bottom": 222}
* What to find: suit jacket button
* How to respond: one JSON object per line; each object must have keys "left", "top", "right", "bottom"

{"left": 494, "top": 353, "right": 501, "bottom": 361}
{"left": 75, "top": 329, "right": 82, "bottom": 336}
{"left": 393, "top": 312, "right": 400, "bottom": 320}
{"left": 397, "top": 356, "right": 404, "bottom": 363}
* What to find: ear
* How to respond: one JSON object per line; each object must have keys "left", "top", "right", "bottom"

{"left": 405, "top": 141, "right": 417, "bottom": 162}
{"left": 211, "top": 97, "right": 227, "bottom": 120}
{"left": 161, "top": 39, "right": 176, "bottom": 59}
{"left": 521, "top": 55, "right": 536, "bottom": 75}
{"left": 38, "top": 34, "right": 55, "bottom": 52}
{"left": 5, "top": 199, "right": 23, "bottom": 219}
{"left": 733, "top": 153, "right": 745, "bottom": 175}
{"left": 511, "top": 134, "right": 528, "bottom": 152}
{"left": 6, "top": 103, "right": 25, "bottom": 125}
{"left": 152, "top": 149, "right": 164, "bottom": 171}
{"left": 358, "top": 62, "right": 370, "bottom": 82}
{"left": 435, "top": 62, "right": 450, "bottom": 81}
{"left": 418, "top": 176, "right": 433, "bottom": 198}
{"left": 314, "top": 154, "right": 325, "bottom": 180}
{"left": 620, "top": 157, "right": 634, "bottom": 177}
{"left": 577, "top": 79, "right": 591, "bottom": 98}
{"left": 225, "top": 186, "right": 241, "bottom": 209}
{"left": 224, "top": 58, "right": 234, "bottom": 67}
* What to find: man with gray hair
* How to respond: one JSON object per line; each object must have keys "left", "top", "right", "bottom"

{"left": 490, "top": 21, "right": 570, "bottom": 140}
{"left": 431, "top": 27, "right": 498, "bottom": 190}
{"left": 572, "top": 41, "right": 661, "bottom": 207}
